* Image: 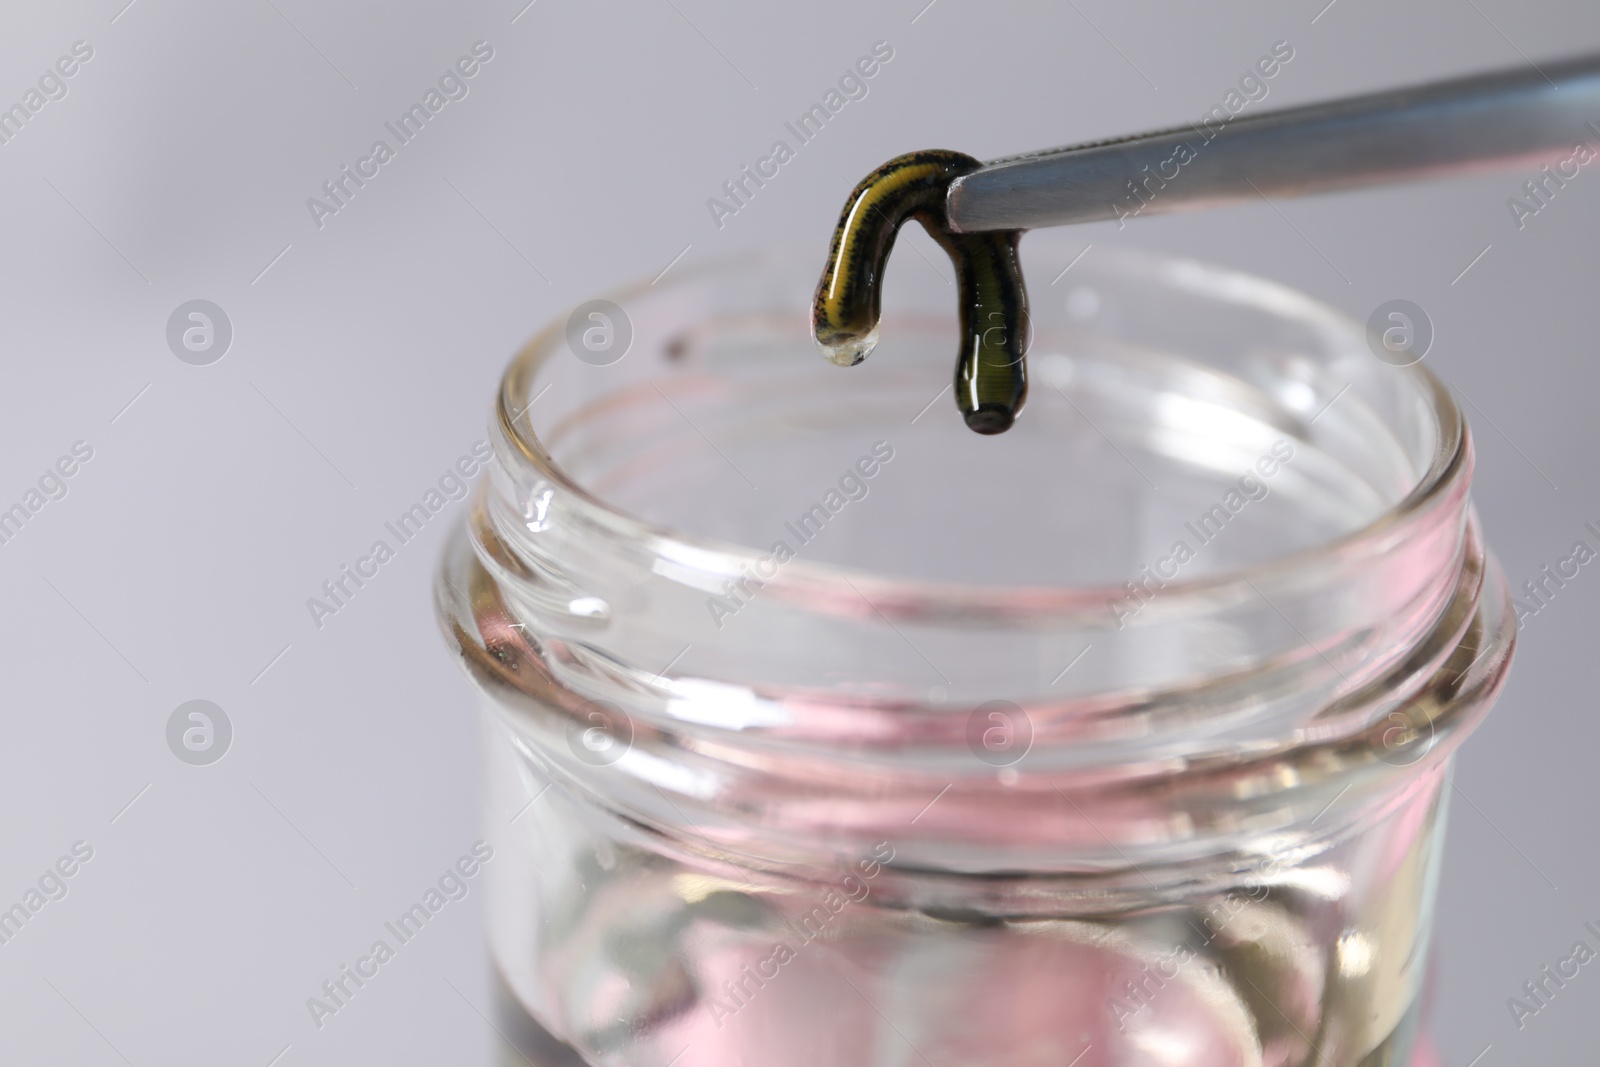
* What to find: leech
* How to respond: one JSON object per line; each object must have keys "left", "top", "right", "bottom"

{"left": 812, "top": 149, "right": 1030, "bottom": 435}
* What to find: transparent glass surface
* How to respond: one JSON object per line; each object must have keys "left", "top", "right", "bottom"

{"left": 435, "top": 241, "right": 1513, "bottom": 1066}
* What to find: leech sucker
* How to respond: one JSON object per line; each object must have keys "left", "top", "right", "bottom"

{"left": 812, "top": 149, "right": 1030, "bottom": 435}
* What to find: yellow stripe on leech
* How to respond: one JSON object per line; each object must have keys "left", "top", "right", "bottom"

{"left": 818, "top": 160, "right": 953, "bottom": 324}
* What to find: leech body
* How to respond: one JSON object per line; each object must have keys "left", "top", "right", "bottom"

{"left": 812, "top": 150, "right": 1030, "bottom": 435}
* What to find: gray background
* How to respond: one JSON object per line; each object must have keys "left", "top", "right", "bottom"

{"left": 0, "top": 0, "right": 1594, "bottom": 1063}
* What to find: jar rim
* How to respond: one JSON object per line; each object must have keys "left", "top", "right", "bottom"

{"left": 497, "top": 244, "right": 1467, "bottom": 622}
{"left": 450, "top": 244, "right": 1511, "bottom": 871}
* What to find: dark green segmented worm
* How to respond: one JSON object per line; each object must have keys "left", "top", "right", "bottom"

{"left": 812, "top": 149, "right": 1029, "bottom": 435}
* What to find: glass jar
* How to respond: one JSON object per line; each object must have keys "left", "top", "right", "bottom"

{"left": 435, "top": 241, "right": 1512, "bottom": 1067}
